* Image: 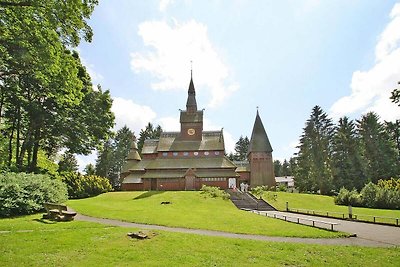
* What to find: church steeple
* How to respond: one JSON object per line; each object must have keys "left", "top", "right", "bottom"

{"left": 186, "top": 71, "right": 197, "bottom": 113}
{"left": 248, "top": 109, "right": 273, "bottom": 154}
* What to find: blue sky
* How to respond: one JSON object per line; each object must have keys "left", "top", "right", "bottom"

{"left": 77, "top": 0, "right": 400, "bottom": 169}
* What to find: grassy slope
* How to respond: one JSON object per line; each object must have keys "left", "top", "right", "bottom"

{"left": 67, "top": 191, "right": 342, "bottom": 238}
{"left": 266, "top": 192, "right": 400, "bottom": 222}
{"left": 1, "top": 214, "right": 399, "bottom": 267}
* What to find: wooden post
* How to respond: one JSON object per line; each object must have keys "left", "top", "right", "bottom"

{"left": 348, "top": 205, "right": 353, "bottom": 219}
{"left": 286, "top": 201, "right": 289, "bottom": 211}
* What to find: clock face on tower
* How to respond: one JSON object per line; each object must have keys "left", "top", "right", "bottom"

{"left": 187, "top": 128, "right": 196, "bottom": 136}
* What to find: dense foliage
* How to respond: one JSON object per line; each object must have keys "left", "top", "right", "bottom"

{"left": 0, "top": 1, "right": 114, "bottom": 172}
{"left": 95, "top": 126, "right": 134, "bottom": 189}
{"left": 137, "top": 123, "right": 162, "bottom": 155}
{"left": 0, "top": 172, "right": 68, "bottom": 217}
{"left": 228, "top": 135, "right": 250, "bottom": 161}
{"left": 61, "top": 172, "right": 112, "bottom": 199}
{"left": 294, "top": 106, "right": 399, "bottom": 195}
{"left": 200, "top": 185, "right": 230, "bottom": 200}
{"left": 334, "top": 178, "right": 400, "bottom": 210}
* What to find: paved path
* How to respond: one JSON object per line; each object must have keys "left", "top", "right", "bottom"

{"left": 75, "top": 213, "right": 399, "bottom": 247}
{"left": 256, "top": 210, "right": 400, "bottom": 247}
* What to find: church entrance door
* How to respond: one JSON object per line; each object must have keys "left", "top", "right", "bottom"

{"left": 151, "top": 179, "right": 157, "bottom": 190}
{"left": 185, "top": 175, "right": 195, "bottom": 190}
{"left": 228, "top": 178, "right": 236, "bottom": 189}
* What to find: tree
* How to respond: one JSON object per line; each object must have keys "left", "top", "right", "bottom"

{"left": 0, "top": 1, "right": 112, "bottom": 172}
{"left": 385, "top": 120, "right": 400, "bottom": 161}
{"left": 95, "top": 126, "right": 134, "bottom": 189}
{"left": 137, "top": 123, "right": 162, "bottom": 154}
{"left": 295, "top": 106, "right": 334, "bottom": 194}
{"left": 357, "top": 112, "right": 398, "bottom": 182}
{"left": 233, "top": 135, "right": 250, "bottom": 161}
{"left": 391, "top": 81, "right": 400, "bottom": 106}
{"left": 57, "top": 151, "right": 78, "bottom": 173}
{"left": 331, "top": 117, "right": 366, "bottom": 190}
{"left": 109, "top": 126, "right": 133, "bottom": 188}
{"left": 95, "top": 139, "right": 113, "bottom": 179}
{"left": 281, "top": 159, "right": 290, "bottom": 176}
{"left": 84, "top": 163, "right": 96, "bottom": 176}
{"left": 274, "top": 160, "right": 282, "bottom": 177}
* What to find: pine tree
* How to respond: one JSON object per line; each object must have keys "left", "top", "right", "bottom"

{"left": 331, "top": 117, "right": 366, "bottom": 190}
{"left": 58, "top": 151, "right": 78, "bottom": 173}
{"left": 137, "top": 123, "right": 163, "bottom": 154}
{"left": 357, "top": 112, "right": 398, "bottom": 182}
{"left": 233, "top": 135, "right": 250, "bottom": 161}
{"left": 295, "top": 106, "right": 334, "bottom": 194}
{"left": 274, "top": 160, "right": 282, "bottom": 177}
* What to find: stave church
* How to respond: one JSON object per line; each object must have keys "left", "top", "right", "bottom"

{"left": 121, "top": 74, "right": 274, "bottom": 191}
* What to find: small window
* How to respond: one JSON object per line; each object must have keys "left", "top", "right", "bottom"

{"left": 183, "top": 152, "right": 189, "bottom": 156}
{"left": 194, "top": 152, "right": 199, "bottom": 156}
{"left": 162, "top": 152, "right": 168, "bottom": 157}
{"left": 214, "top": 151, "right": 220, "bottom": 155}
{"left": 173, "top": 152, "right": 178, "bottom": 156}
{"left": 204, "top": 151, "right": 209, "bottom": 156}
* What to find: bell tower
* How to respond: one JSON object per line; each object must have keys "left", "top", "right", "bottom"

{"left": 248, "top": 109, "right": 275, "bottom": 187}
{"left": 179, "top": 71, "right": 203, "bottom": 141}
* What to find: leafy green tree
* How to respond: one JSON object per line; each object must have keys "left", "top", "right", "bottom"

{"left": 137, "top": 123, "right": 162, "bottom": 154}
{"left": 331, "top": 117, "right": 366, "bottom": 190}
{"left": 274, "top": 160, "right": 282, "bottom": 177}
{"left": 295, "top": 106, "right": 334, "bottom": 194}
{"left": 0, "top": 1, "right": 113, "bottom": 172}
{"left": 357, "top": 112, "right": 398, "bottom": 182}
{"left": 58, "top": 151, "right": 78, "bottom": 173}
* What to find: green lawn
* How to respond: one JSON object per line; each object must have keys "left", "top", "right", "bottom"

{"left": 67, "top": 191, "right": 343, "bottom": 238}
{"left": 266, "top": 192, "right": 400, "bottom": 224}
{"left": 1, "top": 214, "right": 399, "bottom": 267}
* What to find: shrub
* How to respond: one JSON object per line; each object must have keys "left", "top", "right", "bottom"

{"left": 251, "top": 185, "right": 269, "bottom": 198}
{"left": 334, "top": 188, "right": 361, "bottom": 206}
{"left": 360, "top": 182, "right": 378, "bottom": 208}
{"left": 200, "top": 185, "right": 230, "bottom": 200}
{"left": 61, "top": 172, "right": 112, "bottom": 199}
{"left": 0, "top": 172, "right": 68, "bottom": 217}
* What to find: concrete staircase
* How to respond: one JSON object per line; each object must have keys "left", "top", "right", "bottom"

{"left": 226, "top": 189, "right": 276, "bottom": 211}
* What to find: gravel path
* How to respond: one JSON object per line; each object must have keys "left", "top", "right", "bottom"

{"left": 75, "top": 213, "right": 399, "bottom": 247}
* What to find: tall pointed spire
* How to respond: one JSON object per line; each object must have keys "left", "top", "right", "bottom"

{"left": 248, "top": 109, "right": 273, "bottom": 154}
{"left": 186, "top": 66, "right": 197, "bottom": 113}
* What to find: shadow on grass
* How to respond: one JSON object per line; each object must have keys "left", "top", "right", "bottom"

{"left": 133, "top": 191, "right": 165, "bottom": 200}
{"left": 33, "top": 218, "right": 57, "bottom": 225}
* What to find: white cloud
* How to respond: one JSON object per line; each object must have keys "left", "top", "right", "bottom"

{"left": 112, "top": 97, "right": 157, "bottom": 133}
{"left": 131, "top": 19, "right": 239, "bottom": 108}
{"left": 159, "top": 0, "right": 174, "bottom": 12}
{"left": 157, "top": 115, "right": 180, "bottom": 131}
{"left": 330, "top": 3, "right": 400, "bottom": 121}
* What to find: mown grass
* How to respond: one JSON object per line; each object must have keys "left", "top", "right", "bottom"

{"left": 67, "top": 191, "right": 344, "bottom": 238}
{"left": 1, "top": 214, "right": 399, "bottom": 267}
{"left": 266, "top": 192, "right": 400, "bottom": 224}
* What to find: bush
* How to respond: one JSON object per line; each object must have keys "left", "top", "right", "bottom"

{"left": 334, "top": 188, "right": 361, "bottom": 206}
{"left": 335, "top": 180, "right": 400, "bottom": 210}
{"left": 250, "top": 185, "right": 269, "bottom": 198}
{"left": 0, "top": 172, "right": 68, "bottom": 217}
{"left": 61, "top": 172, "right": 112, "bottom": 199}
{"left": 200, "top": 185, "right": 230, "bottom": 200}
